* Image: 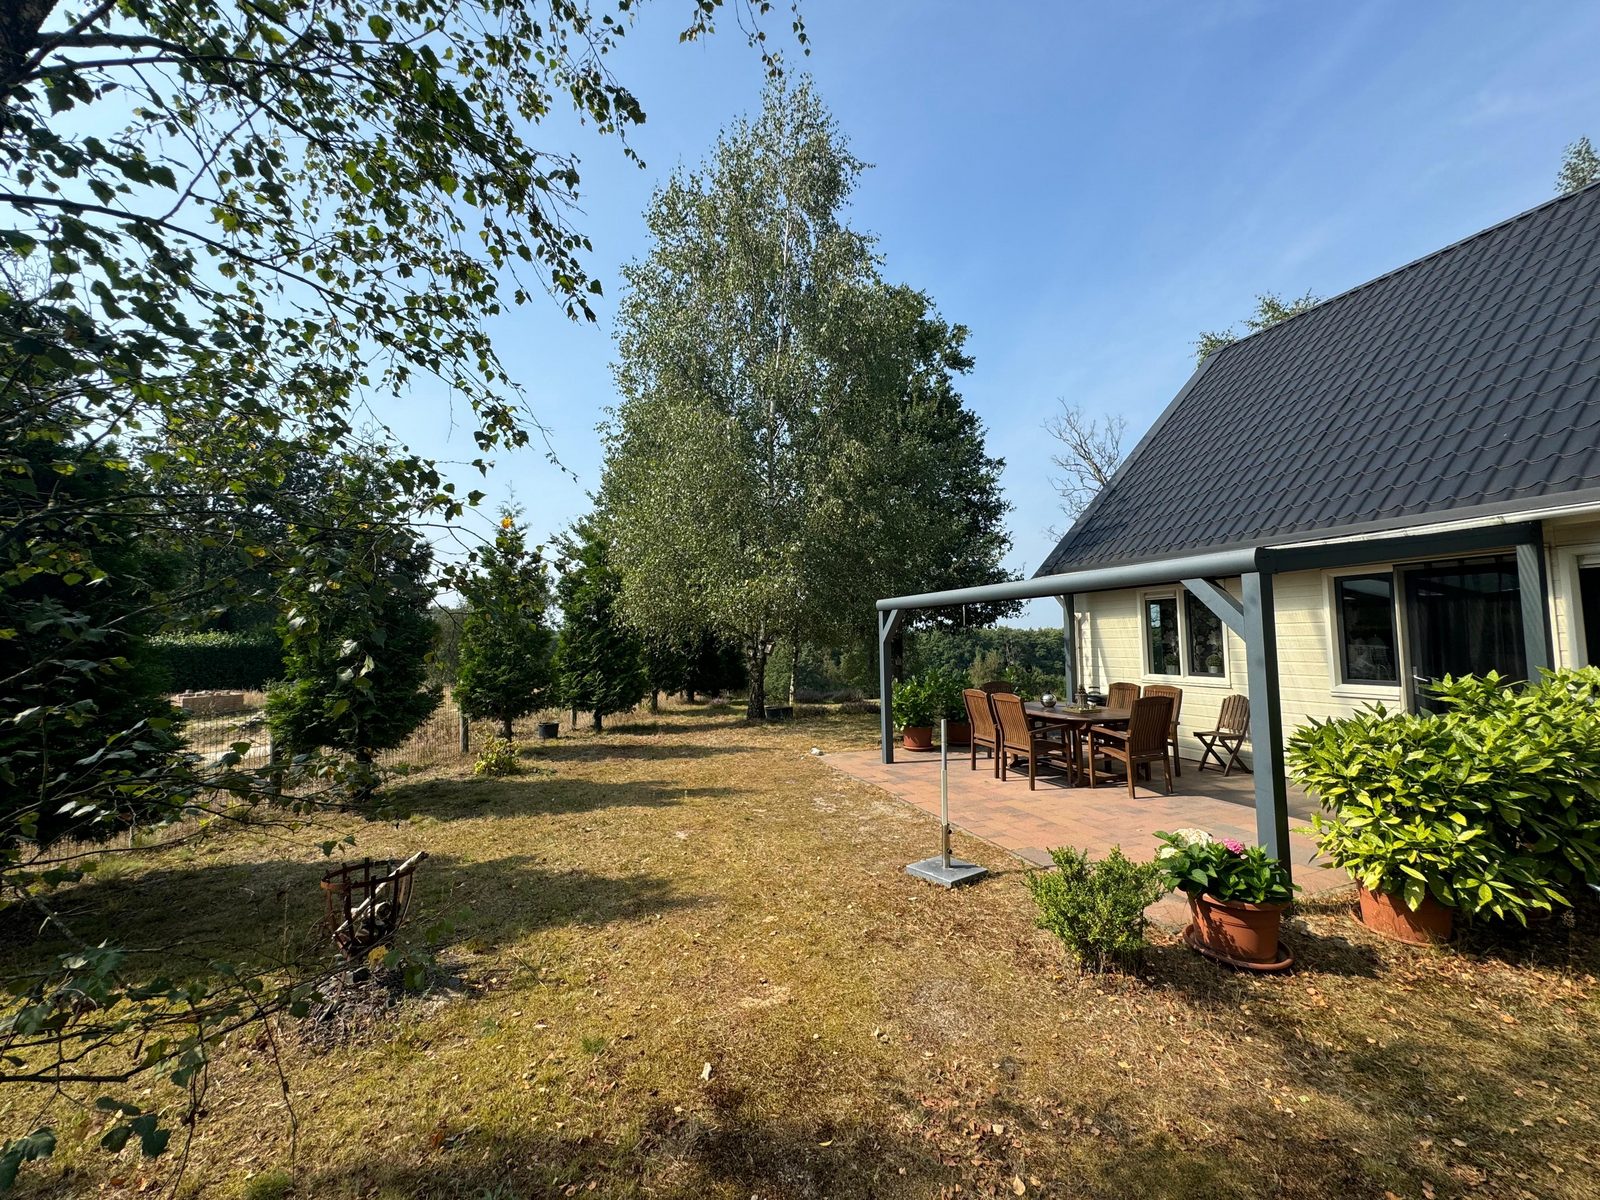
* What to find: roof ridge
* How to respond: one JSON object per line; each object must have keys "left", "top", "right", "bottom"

{"left": 1205, "top": 178, "right": 1600, "bottom": 363}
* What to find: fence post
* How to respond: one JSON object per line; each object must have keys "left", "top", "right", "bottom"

{"left": 267, "top": 732, "right": 284, "bottom": 799}
{"left": 458, "top": 707, "right": 470, "bottom": 756}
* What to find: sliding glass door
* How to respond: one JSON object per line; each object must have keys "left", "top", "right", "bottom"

{"left": 1402, "top": 557, "right": 1527, "bottom": 711}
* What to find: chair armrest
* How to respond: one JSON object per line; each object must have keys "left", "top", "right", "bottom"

{"left": 1089, "top": 724, "right": 1129, "bottom": 740}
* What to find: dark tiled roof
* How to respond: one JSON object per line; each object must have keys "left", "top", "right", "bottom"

{"left": 1037, "top": 183, "right": 1600, "bottom": 576}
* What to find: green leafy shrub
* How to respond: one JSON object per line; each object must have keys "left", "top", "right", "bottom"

{"left": 473, "top": 737, "right": 521, "bottom": 778}
{"left": 891, "top": 673, "right": 938, "bottom": 729}
{"left": 1025, "top": 846, "right": 1166, "bottom": 972}
{"left": 1154, "top": 829, "right": 1296, "bottom": 904}
{"left": 1287, "top": 668, "right": 1600, "bottom": 923}
{"left": 150, "top": 631, "right": 284, "bottom": 692}
{"left": 926, "top": 667, "right": 971, "bottom": 722}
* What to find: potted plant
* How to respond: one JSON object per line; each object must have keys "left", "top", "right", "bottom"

{"left": 1280, "top": 694, "right": 1568, "bottom": 947}
{"left": 891, "top": 674, "right": 938, "bottom": 751}
{"left": 931, "top": 668, "right": 972, "bottom": 746}
{"left": 1155, "top": 829, "right": 1297, "bottom": 970}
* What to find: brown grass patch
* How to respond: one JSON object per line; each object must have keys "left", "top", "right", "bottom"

{"left": 7, "top": 703, "right": 1598, "bottom": 1199}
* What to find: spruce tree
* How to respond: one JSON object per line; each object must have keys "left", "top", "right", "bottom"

{"left": 456, "top": 509, "right": 554, "bottom": 736}
{"left": 552, "top": 519, "right": 647, "bottom": 731}
{"left": 267, "top": 456, "right": 441, "bottom": 794}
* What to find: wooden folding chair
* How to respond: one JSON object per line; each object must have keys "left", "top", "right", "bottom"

{"left": 1196, "top": 694, "right": 1251, "bottom": 776}
{"left": 1087, "top": 695, "right": 1174, "bottom": 797}
{"left": 1141, "top": 683, "right": 1184, "bottom": 777}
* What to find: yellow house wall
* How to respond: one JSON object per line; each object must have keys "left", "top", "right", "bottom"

{"left": 1069, "top": 512, "right": 1600, "bottom": 766}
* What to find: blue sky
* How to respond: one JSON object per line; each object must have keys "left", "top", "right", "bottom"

{"left": 382, "top": 0, "right": 1600, "bottom": 625}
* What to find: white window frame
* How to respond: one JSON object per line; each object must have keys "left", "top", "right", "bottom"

{"left": 1138, "top": 587, "right": 1231, "bottom": 686}
{"left": 1552, "top": 542, "right": 1600, "bottom": 668}
{"left": 1325, "top": 568, "right": 1404, "bottom": 702}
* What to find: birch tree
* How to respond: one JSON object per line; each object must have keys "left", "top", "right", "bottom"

{"left": 602, "top": 81, "right": 1011, "bottom": 715}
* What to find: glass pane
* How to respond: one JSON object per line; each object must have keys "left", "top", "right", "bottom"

{"left": 1337, "top": 574, "right": 1398, "bottom": 683}
{"left": 1147, "top": 597, "right": 1180, "bottom": 675}
{"left": 1184, "top": 592, "right": 1225, "bottom": 677}
{"left": 1406, "top": 558, "right": 1526, "bottom": 700}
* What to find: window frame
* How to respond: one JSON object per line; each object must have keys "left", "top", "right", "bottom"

{"left": 1325, "top": 569, "right": 1404, "bottom": 700}
{"left": 1137, "top": 586, "right": 1232, "bottom": 685}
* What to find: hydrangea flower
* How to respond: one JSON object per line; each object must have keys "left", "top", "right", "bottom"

{"left": 1221, "top": 837, "right": 1245, "bottom": 855}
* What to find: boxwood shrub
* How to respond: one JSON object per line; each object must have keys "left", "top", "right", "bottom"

{"left": 150, "top": 631, "right": 284, "bottom": 692}
{"left": 1288, "top": 667, "right": 1600, "bottom": 923}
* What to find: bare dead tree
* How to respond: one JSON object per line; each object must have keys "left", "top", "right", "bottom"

{"left": 1045, "top": 400, "right": 1127, "bottom": 525}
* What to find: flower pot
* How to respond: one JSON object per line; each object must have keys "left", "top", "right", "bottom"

{"left": 1357, "top": 884, "right": 1453, "bottom": 945}
{"left": 536, "top": 721, "right": 559, "bottom": 740}
{"left": 1187, "top": 893, "right": 1291, "bottom": 968}
{"left": 943, "top": 721, "right": 971, "bottom": 747}
{"left": 902, "top": 726, "right": 934, "bottom": 751}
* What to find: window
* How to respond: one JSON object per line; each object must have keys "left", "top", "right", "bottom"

{"left": 1184, "top": 592, "right": 1226, "bottom": 677}
{"left": 1335, "top": 573, "right": 1398, "bottom": 684}
{"left": 1146, "top": 597, "right": 1181, "bottom": 675}
{"left": 1143, "top": 589, "right": 1226, "bottom": 678}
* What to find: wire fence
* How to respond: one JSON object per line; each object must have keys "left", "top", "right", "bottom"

{"left": 171, "top": 689, "right": 477, "bottom": 778}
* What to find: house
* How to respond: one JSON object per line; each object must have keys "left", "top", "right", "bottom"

{"left": 874, "top": 181, "right": 1600, "bottom": 865}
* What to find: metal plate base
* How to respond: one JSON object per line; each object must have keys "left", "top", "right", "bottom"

{"left": 905, "top": 857, "right": 988, "bottom": 888}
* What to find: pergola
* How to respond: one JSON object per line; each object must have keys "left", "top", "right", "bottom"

{"left": 875, "top": 519, "right": 1552, "bottom": 878}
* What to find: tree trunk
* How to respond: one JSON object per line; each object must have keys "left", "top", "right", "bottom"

{"left": 353, "top": 746, "right": 376, "bottom": 803}
{"left": 592, "top": 711, "right": 604, "bottom": 732}
{"left": 787, "top": 637, "right": 798, "bottom": 707}
{"left": 746, "top": 644, "right": 768, "bottom": 720}
{"left": 649, "top": 689, "right": 659, "bottom": 713}
{"left": 685, "top": 687, "right": 697, "bottom": 704}
{"left": 570, "top": 706, "right": 578, "bottom": 730}
{"left": 500, "top": 715, "right": 513, "bottom": 739}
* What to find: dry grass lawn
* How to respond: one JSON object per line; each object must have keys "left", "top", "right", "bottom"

{"left": 5, "top": 703, "right": 1598, "bottom": 1199}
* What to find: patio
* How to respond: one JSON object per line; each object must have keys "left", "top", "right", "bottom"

{"left": 824, "top": 745, "right": 1350, "bottom": 927}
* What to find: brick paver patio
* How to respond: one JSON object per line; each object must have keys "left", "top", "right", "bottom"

{"left": 824, "top": 744, "right": 1349, "bottom": 927}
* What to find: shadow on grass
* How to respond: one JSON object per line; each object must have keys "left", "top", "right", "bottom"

{"left": 225, "top": 1102, "right": 1303, "bottom": 1200}
{"left": 0, "top": 851, "right": 694, "bottom": 990}
{"left": 385, "top": 775, "right": 732, "bottom": 822}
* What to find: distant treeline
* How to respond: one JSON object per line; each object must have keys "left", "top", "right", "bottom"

{"left": 768, "top": 627, "right": 1067, "bottom": 702}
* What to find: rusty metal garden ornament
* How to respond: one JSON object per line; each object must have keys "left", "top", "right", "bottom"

{"left": 320, "top": 852, "right": 428, "bottom": 962}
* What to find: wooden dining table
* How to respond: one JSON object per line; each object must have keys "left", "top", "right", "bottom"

{"left": 1023, "top": 703, "right": 1131, "bottom": 786}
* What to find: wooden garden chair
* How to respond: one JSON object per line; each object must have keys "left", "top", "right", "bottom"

{"left": 991, "top": 692, "right": 1069, "bottom": 790}
{"left": 1196, "top": 694, "right": 1251, "bottom": 776}
{"left": 1087, "top": 694, "right": 1174, "bottom": 797}
{"left": 962, "top": 687, "right": 1001, "bottom": 777}
{"left": 1106, "top": 681, "right": 1140, "bottom": 712}
{"left": 1142, "top": 683, "right": 1184, "bottom": 777}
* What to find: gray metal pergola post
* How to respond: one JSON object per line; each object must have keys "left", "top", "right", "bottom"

{"left": 1241, "top": 572, "right": 1290, "bottom": 860}
{"left": 1180, "top": 573, "right": 1290, "bottom": 869}
{"left": 878, "top": 607, "right": 906, "bottom": 764}
{"left": 1057, "top": 595, "right": 1077, "bottom": 698}
{"left": 1514, "top": 534, "right": 1552, "bottom": 675}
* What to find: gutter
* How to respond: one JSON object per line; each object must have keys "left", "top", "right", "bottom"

{"left": 875, "top": 547, "right": 1263, "bottom": 613}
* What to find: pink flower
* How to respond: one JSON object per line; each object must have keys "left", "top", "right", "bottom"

{"left": 1222, "top": 838, "right": 1245, "bottom": 855}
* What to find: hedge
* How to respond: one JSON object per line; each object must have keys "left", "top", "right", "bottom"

{"left": 150, "top": 632, "right": 284, "bottom": 692}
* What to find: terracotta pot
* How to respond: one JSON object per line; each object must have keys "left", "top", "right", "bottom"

{"left": 1188, "top": 893, "right": 1288, "bottom": 965}
{"left": 1357, "top": 884, "right": 1453, "bottom": 945}
{"left": 902, "top": 726, "right": 934, "bottom": 751}
{"left": 943, "top": 721, "right": 972, "bottom": 747}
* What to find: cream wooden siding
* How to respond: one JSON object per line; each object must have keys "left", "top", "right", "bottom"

{"left": 1074, "top": 568, "right": 1401, "bottom": 767}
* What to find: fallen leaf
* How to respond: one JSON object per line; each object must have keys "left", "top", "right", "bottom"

{"left": 700, "top": 1062, "right": 713, "bottom": 1082}
{"left": 1011, "top": 1176, "right": 1026, "bottom": 1195}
